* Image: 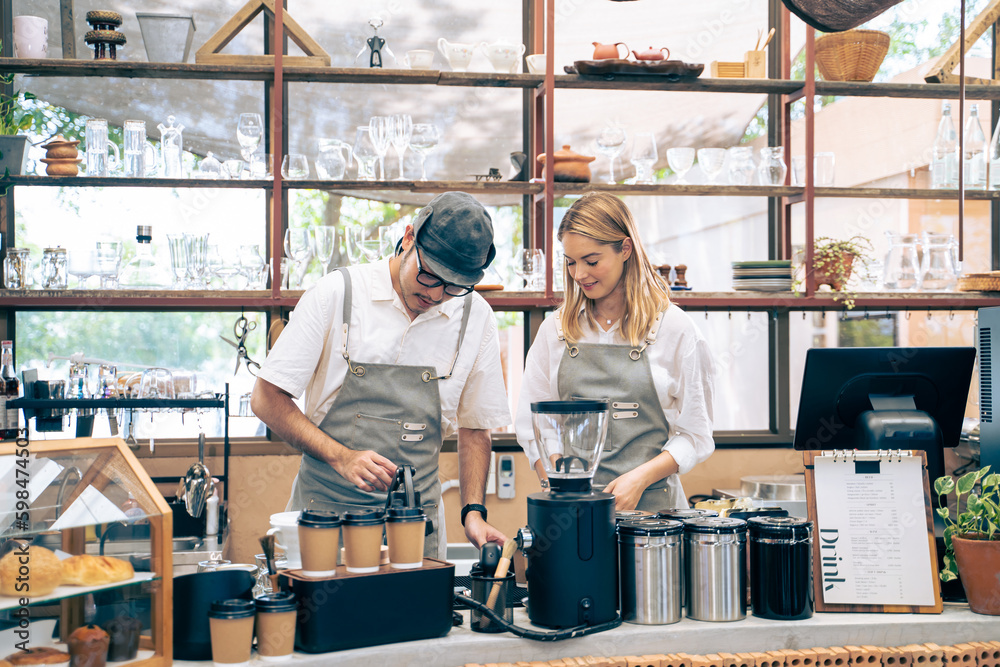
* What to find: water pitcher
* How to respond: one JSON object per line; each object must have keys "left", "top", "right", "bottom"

{"left": 882, "top": 232, "right": 921, "bottom": 291}
{"left": 919, "top": 232, "right": 958, "bottom": 291}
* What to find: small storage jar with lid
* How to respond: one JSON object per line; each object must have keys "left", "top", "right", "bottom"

{"left": 683, "top": 517, "right": 747, "bottom": 621}
{"left": 747, "top": 516, "right": 813, "bottom": 620}
{"left": 41, "top": 247, "right": 68, "bottom": 289}
{"left": 618, "top": 518, "right": 683, "bottom": 625}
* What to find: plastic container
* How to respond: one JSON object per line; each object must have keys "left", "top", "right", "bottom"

{"left": 684, "top": 517, "right": 747, "bottom": 621}
{"left": 748, "top": 516, "right": 814, "bottom": 620}
{"left": 618, "top": 519, "right": 683, "bottom": 625}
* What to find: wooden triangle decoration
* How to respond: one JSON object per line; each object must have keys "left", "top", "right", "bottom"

{"left": 924, "top": 0, "right": 1000, "bottom": 85}
{"left": 195, "top": 0, "right": 330, "bottom": 67}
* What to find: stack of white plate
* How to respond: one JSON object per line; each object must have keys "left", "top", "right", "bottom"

{"left": 732, "top": 260, "right": 793, "bottom": 291}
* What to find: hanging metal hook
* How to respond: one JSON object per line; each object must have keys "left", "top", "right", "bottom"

{"left": 864, "top": 307, "right": 869, "bottom": 320}
{"left": 949, "top": 310, "right": 955, "bottom": 320}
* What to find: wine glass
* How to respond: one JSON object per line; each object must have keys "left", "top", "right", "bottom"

{"left": 237, "top": 113, "right": 263, "bottom": 174}
{"left": 368, "top": 115, "right": 390, "bottom": 180}
{"left": 513, "top": 249, "right": 545, "bottom": 290}
{"left": 630, "top": 132, "right": 658, "bottom": 185}
{"left": 311, "top": 227, "right": 337, "bottom": 274}
{"left": 352, "top": 127, "right": 379, "bottom": 181}
{"left": 378, "top": 225, "right": 399, "bottom": 257}
{"left": 409, "top": 123, "right": 441, "bottom": 181}
{"left": 666, "top": 147, "right": 696, "bottom": 184}
{"left": 283, "top": 228, "right": 312, "bottom": 287}
{"left": 389, "top": 114, "right": 413, "bottom": 180}
{"left": 697, "top": 148, "right": 727, "bottom": 184}
{"left": 238, "top": 244, "right": 267, "bottom": 288}
{"left": 68, "top": 248, "right": 97, "bottom": 289}
{"left": 595, "top": 125, "right": 627, "bottom": 184}
{"left": 344, "top": 226, "right": 365, "bottom": 264}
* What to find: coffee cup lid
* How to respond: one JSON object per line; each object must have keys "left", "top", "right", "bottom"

{"left": 298, "top": 509, "right": 342, "bottom": 528}
{"left": 208, "top": 598, "right": 255, "bottom": 619}
{"left": 386, "top": 507, "right": 426, "bottom": 522}
{"left": 343, "top": 509, "right": 385, "bottom": 526}
{"left": 255, "top": 592, "right": 297, "bottom": 613}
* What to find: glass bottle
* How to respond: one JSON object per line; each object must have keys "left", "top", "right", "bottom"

{"left": 931, "top": 101, "right": 958, "bottom": 189}
{"left": 963, "top": 104, "right": 987, "bottom": 190}
{"left": 120, "top": 225, "right": 169, "bottom": 289}
{"left": 157, "top": 114, "right": 185, "bottom": 178}
{"left": 1, "top": 340, "right": 20, "bottom": 440}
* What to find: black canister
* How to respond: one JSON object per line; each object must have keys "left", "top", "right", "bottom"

{"left": 747, "top": 516, "right": 813, "bottom": 620}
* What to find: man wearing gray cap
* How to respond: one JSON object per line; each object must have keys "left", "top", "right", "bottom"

{"left": 252, "top": 192, "right": 511, "bottom": 554}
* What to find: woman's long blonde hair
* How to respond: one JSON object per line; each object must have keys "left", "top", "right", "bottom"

{"left": 558, "top": 192, "right": 670, "bottom": 347}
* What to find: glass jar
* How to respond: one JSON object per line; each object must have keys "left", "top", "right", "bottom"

{"left": 882, "top": 232, "right": 921, "bottom": 291}
{"left": 3, "top": 248, "right": 31, "bottom": 289}
{"left": 757, "top": 146, "right": 787, "bottom": 186}
{"left": 41, "top": 247, "right": 69, "bottom": 289}
{"left": 727, "top": 147, "right": 755, "bottom": 186}
{"left": 920, "top": 232, "right": 958, "bottom": 291}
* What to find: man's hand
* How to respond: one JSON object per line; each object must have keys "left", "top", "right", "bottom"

{"left": 463, "top": 512, "right": 507, "bottom": 550}
{"left": 333, "top": 449, "right": 396, "bottom": 492}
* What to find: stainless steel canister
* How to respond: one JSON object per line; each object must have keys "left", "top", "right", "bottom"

{"left": 683, "top": 517, "right": 747, "bottom": 621}
{"left": 656, "top": 508, "right": 718, "bottom": 608}
{"left": 618, "top": 518, "right": 682, "bottom": 624}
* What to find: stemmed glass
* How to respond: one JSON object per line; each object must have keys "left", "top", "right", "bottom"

{"left": 630, "top": 133, "right": 658, "bottom": 185}
{"left": 284, "top": 228, "right": 312, "bottom": 287}
{"left": 666, "top": 147, "right": 696, "bottom": 184}
{"left": 696, "top": 148, "right": 727, "bottom": 184}
{"left": 68, "top": 249, "right": 97, "bottom": 289}
{"left": 595, "top": 125, "right": 627, "bottom": 184}
{"left": 368, "top": 116, "right": 390, "bottom": 180}
{"left": 344, "top": 226, "right": 366, "bottom": 264}
{"left": 239, "top": 244, "right": 267, "bottom": 288}
{"left": 389, "top": 114, "right": 413, "bottom": 180}
{"left": 378, "top": 225, "right": 398, "bottom": 257}
{"left": 409, "top": 123, "right": 441, "bottom": 181}
{"left": 352, "top": 127, "right": 379, "bottom": 181}
{"left": 237, "top": 113, "right": 263, "bottom": 176}
{"left": 311, "top": 227, "right": 337, "bottom": 274}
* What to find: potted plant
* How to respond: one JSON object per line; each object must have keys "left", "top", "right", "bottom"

{"left": 0, "top": 67, "right": 36, "bottom": 177}
{"left": 810, "top": 235, "right": 874, "bottom": 309}
{"left": 934, "top": 465, "right": 1000, "bottom": 615}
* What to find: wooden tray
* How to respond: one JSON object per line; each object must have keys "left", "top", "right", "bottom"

{"left": 566, "top": 59, "right": 704, "bottom": 80}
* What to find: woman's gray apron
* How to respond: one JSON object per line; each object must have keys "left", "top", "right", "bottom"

{"left": 555, "top": 308, "right": 683, "bottom": 513}
{"left": 287, "top": 269, "right": 472, "bottom": 557}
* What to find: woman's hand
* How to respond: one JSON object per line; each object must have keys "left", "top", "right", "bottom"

{"left": 604, "top": 469, "right": 651, "bottom": 511}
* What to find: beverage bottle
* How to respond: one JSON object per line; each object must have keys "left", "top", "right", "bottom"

{"left": 931, "top": 101, "right": 958, "bottom": 189}
{"left": 989, "top": 112, "right": 1000, "bottom": 190}
{"left": 1, "top": 340, "right": 20, "bottom": 440}
{"left": 964, "top": 103, "right": 988, "bottom": 190}
{"left": 119, "top": 225, "right": 169, "bottom": 289}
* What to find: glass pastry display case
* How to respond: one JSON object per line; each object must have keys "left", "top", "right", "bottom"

{"left": 0, "top": 437, "right": 172, "bottom": 667}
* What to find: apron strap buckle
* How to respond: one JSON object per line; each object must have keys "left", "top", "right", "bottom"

{"left": 568, "top": 346, "right": 580, "bottom": 358}
{"left": 350, "top": 362, "right": 366, "bottom": 377}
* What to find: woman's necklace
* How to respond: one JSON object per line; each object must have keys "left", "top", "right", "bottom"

{"left": 594, "top": 305, "right": 618, "bottom": 326}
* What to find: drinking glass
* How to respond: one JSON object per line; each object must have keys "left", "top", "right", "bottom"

{"left": 352, "top": 127, "right": 379, "bottom": 181}
{"left": 389, "top": 114, "right": 413, "bottom": 180}
{"left": 514, "top": 249, "right": 545, "bottom": 290}
{"left": 95, "top": 240, "right": 122, "bottom": 289}
{"left": 311, "top": 227, "right": 337, "bottom": 273}
{"left": 815, "top": 152, "right": 836, "bottom": 186}
{"left": 727, "top": 147, "right": 755, "bottom": 185}
{"left": 697, "top": 148, "right": 727, "bottom": 184}
{"left": 360, "top": 236, "right": 384, "bottom": 263}
{"left": 629, "top": 133, "right": 657, "bottom": 185}
{"left": 378, "top": 225, "right": 398, "bottom": 257}
{"left": 344, "top": 226, "right": 365, "bottom": 264}
{"left": 166, "top": 234, "right": 187, "bottom": 288}
{"left": 85, "top": 118, "right": 120, "bottom": 177}
{"left": 67, "top": 249, "right": 97, "bottom": 289}
{"left": 666, "top": 147, "right": 695, "bottom": 184}
{"left": 237, "top": 113, "right": 263, "bottom": 174}
{"left": 281, "top": 154, "right": 309, "bottom": 180}
{"left": 210, "top": 245, "right": 241, "bottom": 289}
{"left": 791, "top": 156, "right": 807, "bottom": 186}
{"left": 368, "top": 116, "right": 390, "bottom": 180}
{"left": 183, "top": 233, "right": 210, "bottom": 288}
{"left": 239, "top": 244, "right": 267, "bottom": 288}
{"left": 409, "top": 123, "right": 441, "bottom": 181}
{"left": 122, "top": 120, "right": 157, "bottom": 178}
{"left": 595, "top": 125, "right": 627, "bottom": 184}
{"left": 138, "top": 368, "right": 175, "bottom": 400}
{"left": 284, "top": 228, "right": 312, "bottom": 287}
{"left": 223, "top": 159, "right": 245, "bottom": 180}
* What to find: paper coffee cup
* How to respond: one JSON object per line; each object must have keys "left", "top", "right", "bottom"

{"left": 342, "top": 509, "right": 385, "bottom": 573}
{"left": 207, "top": 599, "right": 255, "bottom": 667}
{"left": 386, "top": 507, "right": 426, "bottom": 569}
{"left": 255, "top": 592, "right": 297, "bottom": 662}
{"left": 297, "top": 509, "right": 341, "bottom": 577}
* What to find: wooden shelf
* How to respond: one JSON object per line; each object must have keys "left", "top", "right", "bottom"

{"left": 670, "top": 290, "right": 1000, "bottom": 310}
{"left": 554, "top": 75, "right": 803, "bottom": 94}
{"left": 1, "top": 58, "right": 275, "bottom": 81}
{"left": 814, "top": 80, "right": 1000, "bottom": 100}
{"left": 0, "top": 290, "right": 297, "bottom": 309}
{"left": 2, "top": 175, "right": 272, "bottom": 188}
{"left": 551, "top": 183, "right": 803, "bottom": 197}
{"left": 283, "top": 180, "right": 543, "bottom": 195}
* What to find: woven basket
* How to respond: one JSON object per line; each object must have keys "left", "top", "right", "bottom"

{"left": 815, "top": 29, "right": 890, "bottom": 82}
{"left": 958, "top": 272, "right": 1000, "bottom": 292}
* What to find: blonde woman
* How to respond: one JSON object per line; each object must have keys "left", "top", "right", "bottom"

{"left": 514, "top": 192, "right": 715, "bottom": 511}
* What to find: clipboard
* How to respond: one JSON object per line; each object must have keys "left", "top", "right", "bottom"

{"left": 803, "top": 449, "right": 942, "bottom": 613}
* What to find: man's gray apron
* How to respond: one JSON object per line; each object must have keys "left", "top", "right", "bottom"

{"left": 287, "top": 269, "right": 472, "bottom": 557}
{"left": 555, "top": 308, "right": 683, "bottom": 513}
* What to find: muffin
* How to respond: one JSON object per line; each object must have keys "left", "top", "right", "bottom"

{"left": 67, "top": 625, "right": 109, "bottom": 667}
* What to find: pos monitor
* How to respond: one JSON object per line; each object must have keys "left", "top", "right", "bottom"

{"left": 792, "top": 346, "right": 976, "bottom": 485}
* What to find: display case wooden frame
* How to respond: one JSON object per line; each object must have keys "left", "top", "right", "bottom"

{"left": 0, "top": 437, "right": 172, "bottom": 667}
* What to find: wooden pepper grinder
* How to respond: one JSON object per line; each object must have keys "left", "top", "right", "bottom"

{"left": 656, "top": 264, "right": 672, "bottom": 284}
{"left": 674, "top": 264, "right": 689, "bottom": 289}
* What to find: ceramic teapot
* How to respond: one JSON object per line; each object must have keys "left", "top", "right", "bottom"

{"left": 438, "top": 37, "right": 476, "bottom": 72}
{"left": 592, "top": 41, "right": 629, "bottom": 60}
{"left": 633, "top": 46, "right": 670, "bottom": 61}
{"left": 480, "top": 40, "right": 526, "bottom": 73}
{"left": 536, "top": 144, "right": 596, "bottom": 183}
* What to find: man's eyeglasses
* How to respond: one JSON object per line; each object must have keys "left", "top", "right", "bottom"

{"left": 414, "top": 248, "right": 475, "bottom": 297}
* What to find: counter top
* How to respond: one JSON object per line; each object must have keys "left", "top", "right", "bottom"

{"left": 175, "top": 604, "right": 998, "bottom": 667}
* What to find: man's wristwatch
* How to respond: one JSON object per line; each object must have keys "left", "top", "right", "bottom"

{"left": 461, "top": 503, "right": 488, "bottom": 527}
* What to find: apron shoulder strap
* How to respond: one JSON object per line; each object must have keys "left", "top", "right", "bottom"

{"left": 427, "top": 294, "right": 473, "bottom": 381}
{"left": 645, "top": 308, "right": 666, "bottom": 346}
{"left": 337, "top": 268, "right": 353, "bottom": 362}
{"left": 555, "top": 306, "right": 567, "bottom": 342}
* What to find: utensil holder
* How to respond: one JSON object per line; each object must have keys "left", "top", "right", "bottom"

{"left": 470, "top": 569, "right": 515, "bottom": 632}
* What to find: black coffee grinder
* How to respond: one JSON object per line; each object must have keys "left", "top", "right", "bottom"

{"left": 517, "top": 400, "right": 617, "bottom": 629}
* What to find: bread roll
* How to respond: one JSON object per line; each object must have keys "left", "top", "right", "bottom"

{"left": 4, "top": 647, "right": 70, "bottom": 665}
{"left": 0, "top": 546, "right": 63, "bottom": 597}
{"left": 61, "top": 555, "right": 133, "bottom": 586}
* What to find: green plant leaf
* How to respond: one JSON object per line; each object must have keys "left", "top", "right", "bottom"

{"left": 958, "top": 470, "right": 980, "bottom": 495}
{"left": 983, "top": 472, "right": 1000, "bottom": 491}
{"left": 936, "top": 506, "right": 950, "bottom": 520}
{"left": 934, "top": 476, "right": 955, "bottom": 495}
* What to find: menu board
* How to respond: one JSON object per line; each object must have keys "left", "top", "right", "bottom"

{"left": 803, "top": 450, "right": 942, "bottom": 614}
